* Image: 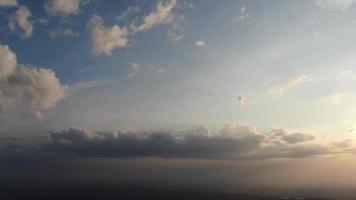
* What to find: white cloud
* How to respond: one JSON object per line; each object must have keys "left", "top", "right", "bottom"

{"left": 319, "top": 93, "right": 345, "bottom": 105}
{"left": 45, "top": 0, "right": 88, "bottom": 17}
{"left": 128, "top": 62, "right": 140, "bottom": 77}
{"left": 0, "top": 44, "right": 17, "bottom": 80}
{"left": 49, "top": 28, "right": 79, "bottom": 38}
{"left": 0, "top": 0, "right": 17, "bottom": 7}
{"left": 87, "top": 15, "right": 129, "bottom": 56}
{"left": 195, "top": 40, "right": 206, "bottom": 47}
{"left": 314, "top": 0, "right": 355, "bottom": 10}
{"left": 0, "top": 43, "right": 68, "bottom": 113}
{"left": 234, "top": 6, "right": 248, "bottom": 22}
{"left": 268, "top": 74, "right": 311, "bottom": 95}
{"left": 8, "top": 6, "right": 33, "bottom": 38}
{"left": 131, "top": 0, "right": 177, "bottom": 32}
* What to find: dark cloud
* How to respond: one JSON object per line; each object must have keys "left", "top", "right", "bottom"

{"left": 43, "top": 124, "right": 329, "bottom": 160}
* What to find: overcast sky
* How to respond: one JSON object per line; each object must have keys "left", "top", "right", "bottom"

{"left": 1, "top": 0, "right": 356, "bottom": 195}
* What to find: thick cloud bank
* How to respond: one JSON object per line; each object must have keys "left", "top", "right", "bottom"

{"left": 0, "top": 43, "right": 68, "bottom": 113}
{"left": 45, "top": 123, "right": 335, "bottom": 160}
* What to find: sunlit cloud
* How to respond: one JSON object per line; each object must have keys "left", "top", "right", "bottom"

{"left": 0, "top": 43, "right": 68, "bottom": 116}
{"left": 131, "top": 0, "right": 177, "bottom": 33}
{"left": 268, "top": 74, "right": 311, "bottom": 95}
{"left": 87, "top": 15, "right": 129, "bottom": 56}
{"left": 45, "top": 0, "right": 89, "bottom": 17}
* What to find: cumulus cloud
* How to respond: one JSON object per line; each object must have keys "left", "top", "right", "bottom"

{"left": 42, "top": 123, "right": 334, "bottom": 160}
{"left": 268, "top": 74, "right": 310, "bottom": 95}
{"left": 0, "top": 43, "right": 68, "bottom": 115}
{"left": 195, "top": 40, "right": 206, "bottom": 48}
{"left": 234, "top": 6, "right": 248, "bottom": 22}
{"left": 314, "top": 0, "right": 355, "bottom": 10}
{"left": 49, "top": 28, "right": 79, "bottom": 38}
{"left": 131, "top": 0, "right": 177, "bottom": 33}
{"left": 45, "top": 0, "right": 88, "bottom": 17}
{"left": 319, "top": 93, "right": 345, "bottom": 105}
{"left": 0, "top": 0, "right": 17, "bottom": 7}
{"left": 8, "top": 6, "right": 33, "bottom": 38}
{"left": 87, "top": 15, "right": 129, "bottom": 56}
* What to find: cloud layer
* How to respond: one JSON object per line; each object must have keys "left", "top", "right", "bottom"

{"left": 42, "top": 123, "right": 342, "bottom": 160}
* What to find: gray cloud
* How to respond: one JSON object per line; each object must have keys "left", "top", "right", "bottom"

{"left": 43, "top": 123, "right": 331, "bottom": 160}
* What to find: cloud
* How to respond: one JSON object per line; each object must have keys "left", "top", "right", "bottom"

{"left": 117, "top": 6, "right": 141, "bottom": 21}
{"left": 43, "top": 123, "right": 333, "bottom": 160}
{"left": 70, "top": 80, "right": 111, "bottom": 93}
{"left": 266, "top": 129, "right": 316, "bottom": 144}
{"left": 45, "top": 0, "right": 88, "bottom": 17}
{"left": 0, "top": 43, "right": 68, "bottom": 113}
{"left": 195, "top": 40, "right": 206, "bottom": 48}
{"left": 49, "top": 28, "right": 79, "bottom": 38}
{"left": 237, "top": 95, "right": 246, "bottom": 106}
{"left": 128, "top": 62, "right": 140, "bottom": 77}
{"left": 314, "top": 0, "right": 355, "bottom": 10}
{"left": 234, "top": 6, "right": 248, "bottom": 22}
{"left": 319, "top": 93, "right": 345, "bottom": 105}
{"left": 0, "top": 0, "right": 17, "bottom": 7}
{"left": 131, "top": 0, "right": 177, "bottom": 33}
{"left": 87, "top": 15, "right": 129, "bottom": 56}
{"left": 0, "top": 44, "right": 17, "bottom": 80}
{"left": 268, "top": 74, "right": 310, "bottom": 95}
{"left": 8, "top": 6, "right": 33, "bottom": 38}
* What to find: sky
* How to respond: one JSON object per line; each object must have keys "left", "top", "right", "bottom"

{"left": 1, "top": 0, "right": 356, "bottom": 196}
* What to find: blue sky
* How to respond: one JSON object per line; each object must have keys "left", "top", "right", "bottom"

{"left": 1, "top": 0, "right": 356, "bottom": 139}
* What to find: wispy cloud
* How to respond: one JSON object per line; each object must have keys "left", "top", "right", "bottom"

{"left": 268, "top": 74, "right": 311, "bottom": 95}
{"left": 234, "top": 6, "right": 248, "bottom": 22}
{"left": 319, "top": 93, "right": 345, "bottom": 105}
{"left": 49, "top": 28, "right": 79, "bottom": 38}
{"left": 314, "top": 0, "right": 355, "bottom": 10}
{"left": 70, "top": 80, "right": 111, "bottom": 93}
